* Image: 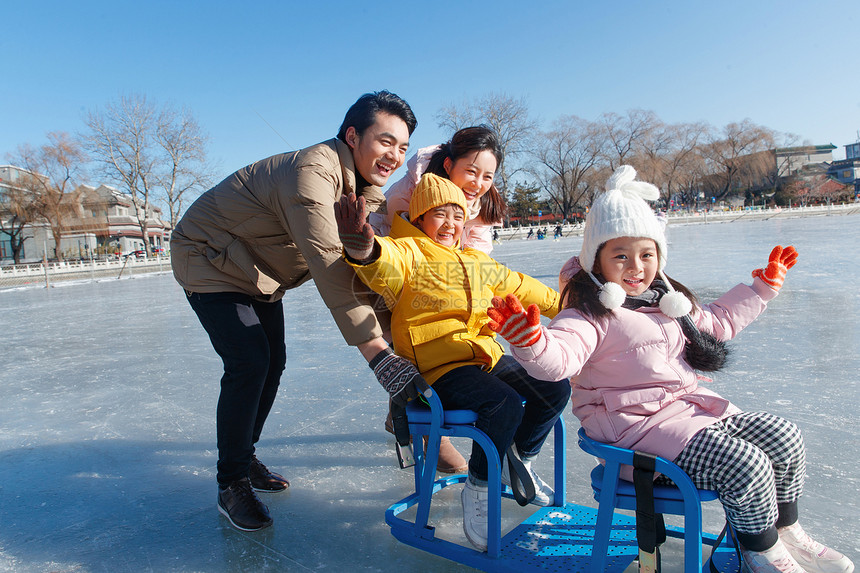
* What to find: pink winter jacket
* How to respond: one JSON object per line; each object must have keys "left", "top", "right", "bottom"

{"left": 511, "top": 278, "right": 779, "bottom": 471}
{"left": 368, "top": 145, "right": 499, "bottom": 254}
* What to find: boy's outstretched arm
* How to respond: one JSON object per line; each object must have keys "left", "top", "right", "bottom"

{"left": 338, "top": 194, "right": 430, "bottom": 406}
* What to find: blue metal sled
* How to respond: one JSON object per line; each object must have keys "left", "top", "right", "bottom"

{"left": 385, "top": 388, "right": 740, "bottom": 572}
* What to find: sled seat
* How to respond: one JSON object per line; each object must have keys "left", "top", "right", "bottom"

{"left": 577, "top": 428, "right": 741, "bottom": 573}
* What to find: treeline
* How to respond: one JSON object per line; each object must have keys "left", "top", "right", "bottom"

{"left": 2, "top": 95, "right": 215, "bottom": 262}
{"left": 2, "top": 91, "right": 819, "bottom": 262}
{"left": 436, "top": 93, "right": 809, "bottom": 222}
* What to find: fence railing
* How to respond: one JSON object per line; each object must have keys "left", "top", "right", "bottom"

{"left": 4, "top": 203, "right": 857, "bottom": 290}
{"left": 0, "top": 256, "right": 172, "bottom": 290}
{"left": 661, "top": 202, "right": 860, "bottom": 225}
{"left": 496, "top": 202, "right": 860, "bottom": 240}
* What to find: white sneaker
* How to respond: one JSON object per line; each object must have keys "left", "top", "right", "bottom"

{"left": 461, "top": 480, "right": 489, "bottom": 551}
{"left": 742, "top": 540, "right": 806, "bottom": 573}
{"left": 779, "top": 523, "right": 855, "bottom": 573}
{"left": 501, "top": 455, "right": 554, "bottom": 506}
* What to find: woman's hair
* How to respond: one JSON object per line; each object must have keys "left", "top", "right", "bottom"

{"left": 424, "top": 126, "right": 507, "bottom": 223}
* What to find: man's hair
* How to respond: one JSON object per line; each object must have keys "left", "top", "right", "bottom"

{"left": 337, "top": 90, "right": 417, "bottom": 141}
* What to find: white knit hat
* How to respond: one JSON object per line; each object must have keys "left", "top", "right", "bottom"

{"left": 579, "top": 165, "right": 691, "bottom": 317}
{"left": 580, "top": 165, "right": 666, "bottom": 273}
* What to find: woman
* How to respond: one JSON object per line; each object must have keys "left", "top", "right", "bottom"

{"left": 370, "top": 125, "right": 507, "bottom": 254}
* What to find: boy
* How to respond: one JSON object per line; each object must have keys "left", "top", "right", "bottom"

{"left": 334, "top": 173, "right": 570, "bottom": 551}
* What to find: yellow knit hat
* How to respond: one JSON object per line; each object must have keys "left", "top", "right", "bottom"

{"left": 408, "top": 173, "right": 469, "bottom": 222}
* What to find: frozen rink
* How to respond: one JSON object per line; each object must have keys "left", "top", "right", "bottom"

{"left": 1, "top": 213, "right": 858, "bottom": 572}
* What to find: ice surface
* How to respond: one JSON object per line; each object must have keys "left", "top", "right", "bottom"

{"left": 0, "top": 214, "right": 857, "bottom": 572}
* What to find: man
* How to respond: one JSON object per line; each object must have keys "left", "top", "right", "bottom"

{"left": 171, "top": 91, "right": 427, "bottom": 531}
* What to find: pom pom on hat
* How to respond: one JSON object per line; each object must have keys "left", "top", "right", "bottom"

{"left": 598, "top": 280, "right": 627, "bottom": 310}
{"left": 656, "top": 269, "right": 692, "bottom": 317}
{"left": 659, "top": 290, "right": 693, "bottom": 318}
{"left": 579, "top": 165, "right": 667, "bottom": 273}
{"left": 409, "top": 173, "right": 469, "bottom": 222}
{"left": 605, "top": 165, "right": 660, "bottom": 202}
{"left": 586, "top": 270, "right": 627, "bottom": 310}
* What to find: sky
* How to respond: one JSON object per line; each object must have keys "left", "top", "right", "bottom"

{"left": 2, "top": 0, "right": 859, "bottom": 185}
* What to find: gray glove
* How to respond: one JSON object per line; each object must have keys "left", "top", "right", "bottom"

{"left": 369, "top": 348, "right": 431, "bottom": 407}
{"left": 334, "top": 193, "right": 375, "bottom": 261}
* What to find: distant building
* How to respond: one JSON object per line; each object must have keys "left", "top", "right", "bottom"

{"left": 685, "top": 143, "right": 852, "bottom": 208}
{"left": 1, "top": 165, "right": 171, "bottom": 262}
{"left": 0, "top": 165, "right": 41, "bottom": 260}
{"left": 774, "top": 144, "right": 836, "bottom": 177}
{"left": 0, "top": 164, "right": 31, "bottom": 195}
{"left": 828, "top": 143, "right": 860, "bottom": 199}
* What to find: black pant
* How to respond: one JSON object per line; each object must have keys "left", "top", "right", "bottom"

{"left": 186, "top": 291, "right": 286, "bottom": 486}
{"left": 432, "top": 355, "right": 571, "bottom": 482}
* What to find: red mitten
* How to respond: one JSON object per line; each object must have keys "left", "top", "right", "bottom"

{"left": 487, "top": 294, "right": 543, "bottom": 348}
{"left": 751, "top": 245, "right": 798, "bottom": 291}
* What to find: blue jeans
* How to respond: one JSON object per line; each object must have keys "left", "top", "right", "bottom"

{"left": 431, "top": 355, "right": 570, "bottom": 482}
{"left": 186, "top": 291, "right": 286, "bottom": 486}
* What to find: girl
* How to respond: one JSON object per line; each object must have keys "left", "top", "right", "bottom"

{"left": 336, "top": 174, "right": 570, "bottom": 552}
{"left": 487, "top": 166, "right": 853, "bottom": 573}
{"left": 370, "top": 125, "right": 507, "bottom": 254}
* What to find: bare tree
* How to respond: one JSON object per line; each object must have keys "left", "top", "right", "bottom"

{"left": 0, "top": 168, "right": 40, "bottom": 263}
{"left": 154, "top": 105, "right": 213, "bottom": 228}
{"left": 700, "top": 119, "right": 777, "bottom": 201}
{"left": 598, "top": 109, "right": 662, "bottom": 171}
{"left": 531, "top": 115, "right": 605, "bottom": 220}
{"left": 639, "top": 121, "right": 710, "bottom": 206}
{"left": 9, "top": 132, "right": 86, "bottom": 261}
{"left": 83, "top": 94, "right": 212, "bottom": 253}
{"left": 674, "top": 151, "right": 711, "bottom": 209}
{"left": 83, "top": 95, "right": 158, "bottom": 255}
{"left": 436, "top": 92, "right": 538, "bottom": 201}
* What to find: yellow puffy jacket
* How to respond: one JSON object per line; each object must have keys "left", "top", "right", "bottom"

{"left": 349, "top": 215, "right": 559, "bottom": 384}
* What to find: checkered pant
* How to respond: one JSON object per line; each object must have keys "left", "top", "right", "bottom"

{"left": 671, "top": 412, "right": 806, "bottom": 535}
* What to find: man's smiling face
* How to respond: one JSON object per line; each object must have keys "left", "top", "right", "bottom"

{"left": 345, "top": 112, "right": 410, "bottom": 187}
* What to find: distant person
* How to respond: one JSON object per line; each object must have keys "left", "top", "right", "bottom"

{"left": 527, "top": 229, "right": 534, "bottom": 240}
{"left": 553, "top": 224, "right": 562, "bottom": 241}
{"left": 368, "top": 125, "right": 508, "bottom": 473}
{"left": 336, "top": 173, "right": 569, "bottom": 551}
{"left": 490, "top": 166, "right": 853, "bottom": 573}
{"left": 170, "top": 91, "right": 427, "bottom": 532}
{"left": 656, "top": 209, "right": 668, "bottom": 232}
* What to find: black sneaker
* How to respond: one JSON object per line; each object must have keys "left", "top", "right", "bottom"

{"left": 217, "top": 477, "right": 273, "bottom": 531}
{"left": 249, "top": 455, "right": 289, "bottom": 493}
